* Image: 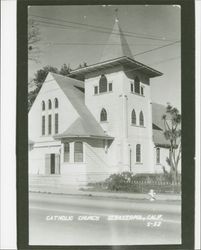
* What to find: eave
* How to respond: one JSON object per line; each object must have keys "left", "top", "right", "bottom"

{"left": 69, "top": 56, "right": 163, "bottom": 79}
{"left": 54, "top": 134, "right": 114, "bottom": 140}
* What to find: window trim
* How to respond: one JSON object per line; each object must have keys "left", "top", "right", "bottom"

{"left": 55, "top": 113, "right": 59, "bottom": 134}
{"left": 64, "top": 142, "right": 70, "bottom": 162}
{"left": 134, "top": 76, "right": 140, "bottom": 94}
{"left": 42, "top": 101, "right": 45, "bottom": 111}
{"left": 141, "top": 86, "right": 144, "bottom": 96}
{"left": 136, "top": 144, "right": 141, "bottom": 163}
{"left": 48, "top": 99, "right": 52, "bottom": 110}
{"left": 156, "top": 147, "right": 160, "bottom": 164}
{"left": 139, "top": 111, "right": 144, "bottom": 126}
{"left": 54, "top": 98, "right": 59, "bottom": 108}
{"left": 74, "top": 141, "right": 84, "bottom": 163}
{"left": 94, "top": 85, "right": 98, "bottom": 95}
{"left": 108, "top": 82, "right": 113, "bottom": 92}
{"left": 131, "top": 109, "right": 136, "bottom": 125}
{"left": 100, "top": 108, "right": 107, "bottom": 122}
{"left": 42, "top": 115, "right": 45, "bottom": 135}
{"left": 99, "top": 74, "right": 108, "bottom": 93}
{"left": 130, "top": 82, "right": 134, "bottom": 93}
{"left": 48, "top": 114, "right": 52, "bottom": 135}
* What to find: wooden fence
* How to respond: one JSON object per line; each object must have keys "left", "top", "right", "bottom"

{"left": 130, "top": 180, "right": 181, "bottom": 193}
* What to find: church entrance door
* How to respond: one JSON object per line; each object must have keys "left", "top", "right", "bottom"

{"left": 45, "top": 153, "right": 60, "bottom": 175}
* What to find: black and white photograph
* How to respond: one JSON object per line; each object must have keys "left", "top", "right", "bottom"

{"left": 27, "top": 4, "right": 183, "bottom": 246}
{"left": 0, "top": 0, "right": 198, "bottom": 249}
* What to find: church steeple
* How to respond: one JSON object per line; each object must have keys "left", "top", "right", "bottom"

{"left": 100, "top": 10, "right": 134, "bottom": 62}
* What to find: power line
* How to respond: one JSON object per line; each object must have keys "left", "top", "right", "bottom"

{"left": 29, "top": 15, "right": 177, "bottom": 42}
{"left": 28, "top": 56, "right": 180, "bottom": 91}
{"left": 38, "top": 37, "right": 180, "bottom": 59}
{"left": 133, "top": 41, "right": 180, "bottom": 57}
{"left": 29, "top": 14, "right": 175, "bottom": 41}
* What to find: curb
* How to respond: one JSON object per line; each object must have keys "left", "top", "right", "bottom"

{"left": 29, "top": 188, "right": 181, "bottom": 202}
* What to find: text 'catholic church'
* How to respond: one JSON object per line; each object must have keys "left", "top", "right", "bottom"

{"left": 29, "top": 17, "right": 179, "bottom": 185}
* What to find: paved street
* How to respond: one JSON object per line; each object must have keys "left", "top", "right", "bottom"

{"left": 29, "top": 192, "right": 181, "bottom": 245}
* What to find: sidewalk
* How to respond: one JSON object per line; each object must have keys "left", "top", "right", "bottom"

{"left": 29, "top": 184, "right": 181, "bottom": 201}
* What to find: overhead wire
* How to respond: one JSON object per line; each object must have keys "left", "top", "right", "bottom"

{"left": 29, "top": 15, "right": 178, "bottom": 42}
{"left": 29, "top": 14, "right": 172, "bottom": 41}
{"left": 28, "top": 55, "right": 180, "bottom": 94}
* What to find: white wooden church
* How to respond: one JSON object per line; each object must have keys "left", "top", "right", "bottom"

{"left": 29, "top": 18, "right": 177, "bottom": 185}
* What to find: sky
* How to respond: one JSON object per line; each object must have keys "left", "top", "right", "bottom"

{"left": 28, "top": 5, "right": 181, "bottom": 109}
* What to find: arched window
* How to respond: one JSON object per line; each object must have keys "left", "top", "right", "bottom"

{"left": 55, "top": 113, "right": 58, "bottom": 134}
{"left": 136, "top": 144, "right": 141, "bottom": 163}
{"left": 134, "top": 76, "right": 140, "bottom": 94}
{"left": 74, "top": 142, "right": 83, "bottom": 162}
{"left": 131, "top": 109, "right": 136, "bottom": 125}
{"left": 48, "top": 99, "right": 52, "bottom": 110}
{"left": 64, "top": 142, "right": 70, "bottom": 162}
{"left": 99, "top": 74, "right": 107, "bottom": 93}
{"left": 42, "top": 115, "right": 45, "bottom": 135}
{"left": 139, "top": 111, "right": 144, "bottom": 126}
{"left": 48, "top": 114, "right": 52, "bottom": 134}
{"left": 156, "top": 148, "right": 160, "bottom": 164}
{"left": 42, "top": 101, "right": 45, "bottom": 111}
{"left": 54, "top": 98, "right": 58, "bottom": 108}
{"left": 100, "top": 108, "right": 107, "bottom": 122}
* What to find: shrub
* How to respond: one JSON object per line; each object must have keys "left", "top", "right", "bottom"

{"left": 105, "top": 172, "right": 139, "bottom": 192}
{"left": 104, "top": 172, "right": 181, "bottom": 193}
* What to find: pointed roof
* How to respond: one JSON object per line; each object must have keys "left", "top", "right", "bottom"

{"left": 100, "top": 19, "right": 134, "bottom": 62}
{"left": 69, "top": 16, "right": 162, "bottom": 79}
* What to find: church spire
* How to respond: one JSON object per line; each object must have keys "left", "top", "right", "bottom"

{"left": 100, "top": 9, "right": 134, "bottom": 62}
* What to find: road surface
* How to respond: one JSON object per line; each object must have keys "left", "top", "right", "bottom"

{"left": 29, "top": 192, "right": 181, "bottom": 245}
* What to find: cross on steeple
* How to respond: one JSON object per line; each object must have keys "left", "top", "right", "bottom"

{"left": 100, "top": 9, "right": 134, "bottom": 62}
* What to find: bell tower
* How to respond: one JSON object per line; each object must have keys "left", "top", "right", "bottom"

{"left": 69, "top": 12, "right": 163, "bottom": 172}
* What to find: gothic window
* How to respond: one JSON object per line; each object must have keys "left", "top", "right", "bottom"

{"left": 100, "top": 108, "right": 107, "bottom": 122}
{"left": 55, "top": 98, "right": 58, "bottom": 108}
{"left": 48, "top": 99, "right": 52, "bottom": 110}
{"left": 139, "top": 111, "right": 144, "bottom": 126}
{"left": 42, "top": 101, "right": 45, "bottom": 111}
{"left": 134, "top": 76, "right": 140, "bottom": 94}
{"left": 48, "top": 114, "right": 52, "bottom": 134}
{"left": 136, "top": 144, "right": 141, "bottom": 163}
{"left": 99, "top": 74, "right": 107, "bottom": 93}
{"left": 74, "top": 142, "right": 83, "bottom": 162}
{"left": 131, "top": 109, "right": 136, "bottom": 125}
{"left": 64, "top": 142, "right": 70, "bottom": 162}
{"left": 55, "top": 113, "right": 58, "bottom": 134}
{"left": 156, "top": 148, "right": 160, "bottom": 164}
{"left": 42, "top": 115, "right": 45, "bottom": 135}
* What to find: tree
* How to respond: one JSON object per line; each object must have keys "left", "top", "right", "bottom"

{"left": 34, "top": 65, "right": 59, "bottom": 87}
{"left": 28, "top": 19, "right": 41, "bottom": 62}
{"left": 59, "top": 63, "right": 72, "bottom": 76}
{"left": 28, "top": 63, "right": 74, "bottom": 111}
{"left": 162, "top": 104, "right": 181, "bottom": 182}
